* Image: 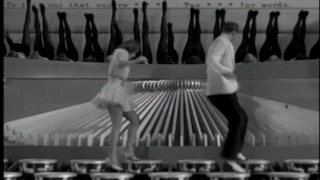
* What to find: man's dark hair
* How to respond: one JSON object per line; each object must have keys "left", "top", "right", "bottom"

{"left": 222, "top": 21, "right": 239, "bottom": 33}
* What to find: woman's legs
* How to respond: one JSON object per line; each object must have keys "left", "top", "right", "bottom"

{"left": 122, "top": 111, "right": 140, "bottom": 159}
{"left": 213, "top": 9, "right": 220, "bottom": 40}
{"left": 62, "top": 12, "right": 79, "bottom": 61}
{"left": 114, "top": 20, "right": 123, "bottom": 48}
{"left": 142, "top": 1, "right": 153, "bottom": 64}
{"left": 106, "top": 105, "right": 124, "bottom": 166}
{"left": 284, "top": 11, "right": 303, "bottom": 60}
{"left": 83, "top": 13, "right": 94, "bottom": 62}
{"left": 57, "top": 12, "right": 67, "bottom": 57}
{"left": 269, "top": 11, "right": 281, "bottom": 60}
{"left": 107, "top": 0, "right": 117, "bottom": 56}
{"left": 259, "top": 12, "right": 274, "bottom": 61}
{"left": 235, "top": 10, "right": 252, "bottom": 63}
{"left": 40, "top": 3, "right": 55, "bottom": 60}
{"left": 32, "top": 5, "right": 43, "bottom": 53}
{"left": 4, "top": 32, "right": 21, "bottom": 57}
{"left": 5, "top": 0, "right": 31, "bottom": 57}
{"left": 309, "top": 37, "right": 319, "bottom": 59}
{"left": 247, "top": 10, "right": 258, "bottom": 58}
{"left": 21, "top": 0, "right": 31, "bottom": 56}
{"left": 296, "top": 11, "right": 308, "bottom": 59}
{"left": 90, "top": 14, "right": 105, "bottom": 63}
{"left": 220, "top": 9, "right": 225, "bottom": 35}
{"left": 4, "top": 31, "right": 14, "bottom": 50}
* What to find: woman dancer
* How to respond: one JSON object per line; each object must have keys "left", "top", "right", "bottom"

{"left": 91, "top": 40, "right": 148, "bottom": 171}
{"left": 83, "top": 13, "right": 105, "bottom": 62}
{"left": 29, "top": 4, "right": 54, "bottom": 60}
{"left": 6, "top": 0, "right": 31, "bottom": 58}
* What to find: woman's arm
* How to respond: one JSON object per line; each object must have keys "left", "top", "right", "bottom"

{"left": 131, "top": 55, "right": 149, "bottom": 64}
{"left": 118, "top": 57, "right": 148, "bottom": 67}
{"left": 118, "top": 58, "right": 146, "bottom": 67}
{"left": 113, "top": 50, "right": 148, "bottom": 67}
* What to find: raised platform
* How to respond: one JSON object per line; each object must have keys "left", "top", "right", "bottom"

{"left": 4, "top": 146, "right": 319, "bottom": 163}
{"left": 4, "top": 58, "right": 319, "bottom": 79}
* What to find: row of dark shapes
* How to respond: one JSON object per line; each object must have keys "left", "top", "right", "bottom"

{"left": 4, "top": 159, "right": 319, "bottom": 180}
{"left": 3, "top": 0, "right": 320, "bottom": 64}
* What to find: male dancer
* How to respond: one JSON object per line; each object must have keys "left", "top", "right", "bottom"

{"left": 206, "top": 22, "right": 248, "bottom": 173}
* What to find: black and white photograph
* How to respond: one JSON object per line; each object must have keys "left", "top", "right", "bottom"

{"left": 3, "top": 0, "right": 319, "bottom": 179}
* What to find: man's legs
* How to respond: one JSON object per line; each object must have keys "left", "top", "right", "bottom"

{"left": 208, "top": 93, "right": 248, "bottom": 171}
{"left": 237, "top": 109, "right": 248, "bottom": 156}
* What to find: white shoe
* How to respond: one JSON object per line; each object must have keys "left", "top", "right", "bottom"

{"left": 236, "top": 153, "right": 247, "bottom": 161}
{"left": 105, "top": 158, "right": 123, "bottom": 171}
{"left": 308, "top": 166, "right": 318, "bottom": 173}
{"left": 124, "top": 152, "right": 140, "bottom": 161}
{"left": 226, "top": 161, "right": 246, "bottom": 173}
{"left": 254, "top": 166, "right": 265, "bottom": 172}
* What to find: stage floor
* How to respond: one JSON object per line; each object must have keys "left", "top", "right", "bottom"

{"left": 4, "top": 145, "right": 319, "bottom": 163}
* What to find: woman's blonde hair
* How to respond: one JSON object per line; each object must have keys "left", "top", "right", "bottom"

{"left": 118, "top": 40, "right": 141, "bottom": 54}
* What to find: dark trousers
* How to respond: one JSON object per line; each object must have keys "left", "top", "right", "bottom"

{"left": 207, "top": 93, "right": 248, "bottom": 160}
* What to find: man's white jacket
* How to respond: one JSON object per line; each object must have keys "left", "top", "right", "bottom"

{"left": 206, "top": 34, "right": 239, "bottom": 96}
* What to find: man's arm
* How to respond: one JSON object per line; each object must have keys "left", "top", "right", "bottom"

{"left": 206, "top": 39, "right": 233, "bottom": 75}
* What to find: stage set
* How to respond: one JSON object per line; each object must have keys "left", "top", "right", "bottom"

{"left": 3, "top": 0, "right": 319, "bottom": 179}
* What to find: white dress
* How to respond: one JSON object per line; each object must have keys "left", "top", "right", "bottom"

{"left": 91, "top": 49, "right": 135, "bottom": 112}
